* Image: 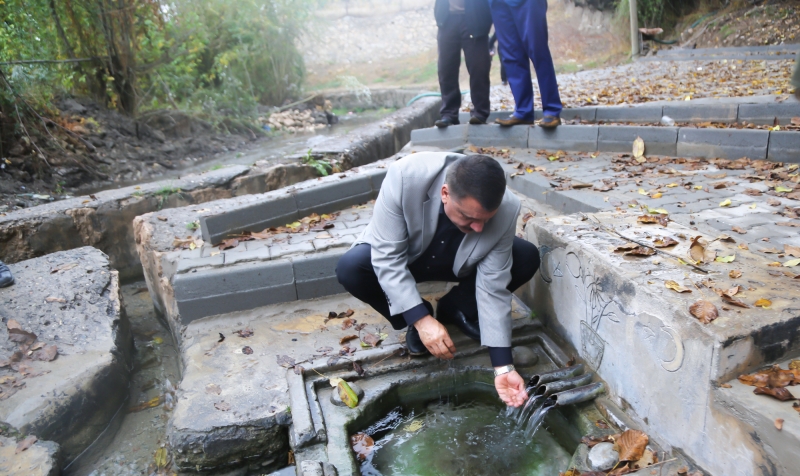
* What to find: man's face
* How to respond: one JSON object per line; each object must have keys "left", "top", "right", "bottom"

{"left": 441, "top": 184, "right": 498, "bottom": 233}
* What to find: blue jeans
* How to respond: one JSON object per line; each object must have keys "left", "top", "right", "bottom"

{"left": 491, "top": 0, "right": 563, "bottom": 119}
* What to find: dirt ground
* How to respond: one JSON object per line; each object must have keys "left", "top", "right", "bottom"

{"left": 680, "top": 0, "right": 800, "bottom": 49}
{"left": 0, "top": 98, "right": 268, "bottom": 213}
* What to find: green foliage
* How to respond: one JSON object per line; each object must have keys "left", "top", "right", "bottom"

{"left": 153, "top": 185, "right": 181, "bottom": 209}
{"left": 0, "top": 0, "right": 315, "bottom": 119}
{"left": 186, "top": 220, "right": 199, "bottom": 231}
{"left": 301, "top": 149, "right": 331, "bottom": 177}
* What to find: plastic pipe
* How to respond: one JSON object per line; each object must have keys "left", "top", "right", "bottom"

{"left": 527, "top": 364, "right": 584, "bottom": 388}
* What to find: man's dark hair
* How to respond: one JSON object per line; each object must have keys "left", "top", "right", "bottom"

{"left": 445, "top": 155, "right": 506, "bottom": 211}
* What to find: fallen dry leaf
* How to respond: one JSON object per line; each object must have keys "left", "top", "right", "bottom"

{"left": 754, "top": 386, "right": 796, "bottom": 401}
{"left": 729, "top": 270, "right": 742, "bottom": 279}
{"left": 234, "top": 328, "right": 254, "bottom": 338}
{"left": 614, "top": 243, "right": 639, "bottom": 252}
{"left": 785, "top": 245, "right": 800, "bottom": 258}
{"left": 632, "top": 137, "right": 645, "bottom": 159}
{"left": 624, "top": 246, "right": 656, "bottom": 257}
{"left": 690, "top": 300, "right": 719, "bottom": 324}
{"left": 731, "top": 226, "right": 747, "bottom": 234}
{"left": 276, "top": 355, "right": 296, "bottom": 368}
{"left": 361, "top": 332, "right": 382, "bottom": 347}
{"left": 775, "top": 418, "right": 784, "bottom": 430}
{"left": 653, "top": 236, "right": 678, "bottom": 248}
{"left": 341, "top": 318, "right": 354, "bottom": 330}
{"left": 754, "top": 298, "right": 772, "bottom": 308}
{"left": 351, "top": 433, "right": 374, "bottom": 462}
{"left": 31, "top": 344, "right": 58, "bottom": 362}
{"left": 214, "top": 401, "right": 231, "bottom": 411}
{"left": 617, "top": 429, "right": 649, "bottom": 462}
{"left": 340, "top": 335, "right": 359, "bottom": 345}
{"left": 50, "top": 262, "right": 78, "bottom": 274}
{"left": 206, "top": 383, "right": 222, "bottom": 395}
{"left": 45, "top": 296, "right": 66, "bottom": 303}
{"left": 242, "top": 346, "right": 253, "bottom": 355}
{"left": 15, "top": 435, "right": 37, "bottom": 454}
{"left": 665, "top": 280, "right": 692, "bottom": 293}
{"left": 689, "top": 236, "right": 716, "bottom": 264}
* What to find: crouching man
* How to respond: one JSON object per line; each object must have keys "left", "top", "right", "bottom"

{"left": 336, "top": 152, "right": 539, "bottom": 407}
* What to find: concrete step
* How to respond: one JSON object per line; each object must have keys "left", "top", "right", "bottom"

{"left": 412, "top": 121, "right": 800, "bottom": 163}
{"left": 521, "top": 210, "right": 800, "bottom": 475}
{"left": 135, "top": 160, "right": 390, "bottom": 341}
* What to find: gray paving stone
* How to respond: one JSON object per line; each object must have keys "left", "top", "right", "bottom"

{"left": 529, "top": 125, "right": 598, "bottom": 152}
{"left": 738, "top": 103, "right": 800, "bottom": 126}
{"left": 597, "top": 126, "right": 678, "bottom": 156}
{"left": 545, "top": 189, "right": 610, "bottom": 214}
{"left": 344, "top": 217, "right": 372, "bottom": 229}
{"left": 270, "top": 242, "right": 315, "bottom": 259}
{"left": 294, "top": 175, "right": 372, "bottom": 216}
{"left": 663, "top": 103, "right": 739, "bottom": 123}
{"left": 467, "top": 124, "right": 529, "bottom": 149}
{"left": 559, "top": 107, "right": 598, "bottom": 122}
{"left": 677, "top": 128, "right": 769, "bottom": 160}
{"left": 200, "top": 244, "right": 217, "bottom": 258}
{"left": 180, "top": 248, "right": 203, "bottom": 260}
{"left": 224, "top": 246, "right": 271, "bottom": 265}
{"left": 245, "top": 239, "right": 272, "bottom": 250}
{"left": 313, "top": 235, "right": 355, "bottom": 252}
{"left": 410, "top": 125, "right": 468, "bottom": 148}
{"left": 506, "top": 170, "right": 552, "bottom": 198}
{"left": 595, "top": 105, "right": 663, "bottom": 124}
{"left": 288, "top": 232, "right": 318, "bottom": 244}
{"left": 767, "top": 131, "right": 800, "bottom": 164}
{"left": 176, "top": 254, "right": 225, "bottom": 273}
{"left": 331, "top": 225, "right": 366, "bottom": 237}
{"left": 174, "top": 259, "right": 293, "bottom": 300}
{"left": 201, "top": 195, "right": 298, "bottom": 245}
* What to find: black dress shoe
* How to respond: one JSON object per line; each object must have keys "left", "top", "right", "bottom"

{"left": 436, "top": 294, "right": 480, "bottom": 342}
{"left": 0, "top": 261, "right": 14, "bottom": 288}
{"left": 468, "top": 116, "right": 486, "bottom": 125}
{"left": 405, "top": 325, "right": 430, "bottom": 356}
{"left": 435, "top": 117, "right": 459, "bottom": 128}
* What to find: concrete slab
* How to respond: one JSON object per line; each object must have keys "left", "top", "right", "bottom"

{"left": 467, "top": 124, "right": 529, "bottom": 149}
{"left": 595, "top": 105, "right": 663, "bottom": 124}
{"left": 597, "top": 126, "right": 678, "bottom": 156}
{"left": 529, "top": 125, "right": 599, "bottom": 152}
{"left": 0, "top": 247, "right": 132, "bottom": 463}
{"left": 738, "top": 103, "right": 800, "bottom": 125}
{"left": 0, "top": 435, "right": 60, "bottom": 476}
{"left": 677, "top": 128, "right": 769, "bottom": 160}
{"left": 410, "top": 125, "right": 468, "bottom": 149}
{"left": 767, "top": 131, "right": 800, "bottom": 164}
{"left": 664, "top": 103, "right": 739, "bottom": 123}
{"left": 524, "top": 211, "right": 800, "bottom": 476}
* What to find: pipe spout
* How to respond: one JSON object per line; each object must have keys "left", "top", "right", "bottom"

{"left": 547, "top": 382, "right": 605, "bottom": 407}
{"left": 534, "top": 373, "right": 594, "bottom": 398}
{"left": 528, "top": 364, "right": 584, "bottom": 388}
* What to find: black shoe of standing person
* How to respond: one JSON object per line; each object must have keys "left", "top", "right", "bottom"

{"left": 0, "top": 261, "right": 15, "bottom": 288}
{"left": 436, "top": 292, "right": 480, "bottom": 342}
{"left": 468, "top": 116, "right": 486, "bottom": 125}
{"left": 435, "top": 117, "right": 459, "bottom": 128}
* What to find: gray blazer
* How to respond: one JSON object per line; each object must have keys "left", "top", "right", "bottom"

{"left": 357, "top": 151, "right": 520, "bottom": 348}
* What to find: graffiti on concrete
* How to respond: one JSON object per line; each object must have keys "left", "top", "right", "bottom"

{"left": 635, "top": 313, "right": 685, "bottom": 372}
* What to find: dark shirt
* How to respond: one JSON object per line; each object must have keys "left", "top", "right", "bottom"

{"left": 403, "top": 202, "right": 513, "bottom": 367}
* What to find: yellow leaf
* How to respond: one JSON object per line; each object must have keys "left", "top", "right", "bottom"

{"left": 667, "top": 183, "right": 678, "bottom": 188}
{"left": 719, "top": 199, "right": 732, "bottom": 207}
{"left": 775, "top": 186, "right": 793, "bottom": 193}
{"left": 716, "top": 255, "right": 736, "bottom": 263}
{"left": 152, "top": 337, "right": 163, "bottom": 345}
{"left": 665, "top": 280, "right": 692, "bottom": 293}
{"left": 155, "top": 447, "right": 168, "bottom": 469}
{"left": 329, "top": 377, "right": 343, "bottom": 387}
{"left": 693, "top": 185, "right": 703, "bottom": 190}
{"left": 749, "top": 203, "right": 757, "bottom": 209}
{"left": 638, "top": 188, "right": 648, "bottom": 196}
{"left": 652, "top": 192, "right": 663, "bottom": 199}
{"left": 525, "top": 167, "right": 533, "bottom": 173}
{"left": 338, "top": 380, "right": 359, "bottom": 408}
{"left": 591, "top": 152, "right": 599, "bottom": 158}
{"left": 548, "top": 156, "right": 558, "bottom": 161}
{"left": 648, "top": 207, "right": 669, "bottom": 215}
{"left": 754, "top": 298, "right": 772, "bottom": 308}
{"left": 189, "top": 242, "right": 196, "bottom": 250}
{"left": 772, "top": 126, "right": 781, "bottom": 131}
{"left": 784, "top": 258, "right": 800, "bottom": 267}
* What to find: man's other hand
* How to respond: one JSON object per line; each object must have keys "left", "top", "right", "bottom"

{"left": 414, "top": 315, "right": 456, "bottom": 359}
{"left": 495, "top": 370, "right": 528, "bottom": 408}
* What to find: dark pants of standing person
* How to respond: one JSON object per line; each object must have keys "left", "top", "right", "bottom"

{"left": 438, "top": 14, "right": 492, "bottom": 123}
{"left": 336, "top": 238, "right": 540, "bottom": 330}
{"left": 491, "top": 0, "right": 563, "bottom": 120}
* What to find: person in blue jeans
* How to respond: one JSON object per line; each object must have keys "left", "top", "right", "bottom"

{"left": 490, "top": 0, "right": 563, "bottom": 128}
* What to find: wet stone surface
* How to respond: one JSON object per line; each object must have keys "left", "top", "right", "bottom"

{"left": 0, "top": 247, "right": 132, "bottom": 463}
{"left": 0, "top": 434, "right": 60, "bottom": 476}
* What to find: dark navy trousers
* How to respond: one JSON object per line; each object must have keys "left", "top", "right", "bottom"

{"left": 490, "top": 0, "right": 563, "bottom": 120}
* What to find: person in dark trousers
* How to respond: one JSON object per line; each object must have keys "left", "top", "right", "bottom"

{"left": 0, "top": 261, "right": 14, "bottom": 287}
{"left": 490, "top": 0, "right": 563, "bottom": 128}
{"left": 336, "top": 152, "right": 540, "bottom": 408}
{"left": 489, "top": 33, "right": 508, "bottom": 85}
{"left": 434, "top": 0, "right": 493, "bottom": 127}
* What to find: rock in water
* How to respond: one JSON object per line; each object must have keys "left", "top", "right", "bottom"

{"left": 588, "top": 442, "right": 619, "bottom": 471}
{"left": 512, "top": 346, "right": 539, "bottom": 366}
{"left": 330, "top": 382, "right": 364, "bottom": 407}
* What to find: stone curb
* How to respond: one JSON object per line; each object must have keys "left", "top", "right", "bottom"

{"left": 0, "top": 96, "right": 439, "bottom": 281}
{"left": 412, "top": 123, "right": 795, "bottom": 162}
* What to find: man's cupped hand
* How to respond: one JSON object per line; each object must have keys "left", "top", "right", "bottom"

{"left": 414, "top": 315, "right": 456, "bottom": 359}
{"left": 495, "top": 370, "right": 528, "bottom": 408}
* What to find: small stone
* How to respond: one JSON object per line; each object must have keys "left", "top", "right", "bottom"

{"left": 588, "top": 442, "right": 619, "bottom": 471}
{"left": 512, "top": 346, "right": 539, "bottom": 366}
{"left": 330, "top": 382, "right": 364, "bottom": 407}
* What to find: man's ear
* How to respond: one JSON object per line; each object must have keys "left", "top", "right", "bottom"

{"left": 441, "top": 184, "right": 450, "bottom": 204}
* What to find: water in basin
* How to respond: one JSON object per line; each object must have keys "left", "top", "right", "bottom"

{"left": 357, "top": 393, "right": 572, "bottom": 476}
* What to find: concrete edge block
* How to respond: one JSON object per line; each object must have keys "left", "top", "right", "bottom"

{"left": 467, "top": 124, "right": 529, "bottom": 149}
{"left": 677, "top": 128, "right": 770, "bottom": 160}
{"left": 528, "top": 125, "right": 598, "bottom": 152}
{"left": 767, "top": 131, "right": 800, "bottom": 164}
{"left": 291, "top": 249, "right": 346, "bottom": 281}
{"left": 663, "top": 103, "right": 739, "bottom": 123}
{"left": 595, "top": 105, "right": 663, "bottom": 123}
{"left": 176, "top": 283, "right": 298, "bottom": 323}
{"left": 293, "top": 174, "right": 372, "bottom": 211}
{"left": 410, "top": 125, "right": 468, "bottom": 148}
{"left": 199, "top": 195, "right": 300, "bottom": 244}
{"left": 174, "top": 259, "right": 294, "bottom": 300}
{"left": 298, "top": 191, "right": 374, "bottom": 217}
{"left": 597, "top": 126, "right": 678, "bottom": 156}
{"left": 296, "top": 276, "right": 347, "bottom": 300}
